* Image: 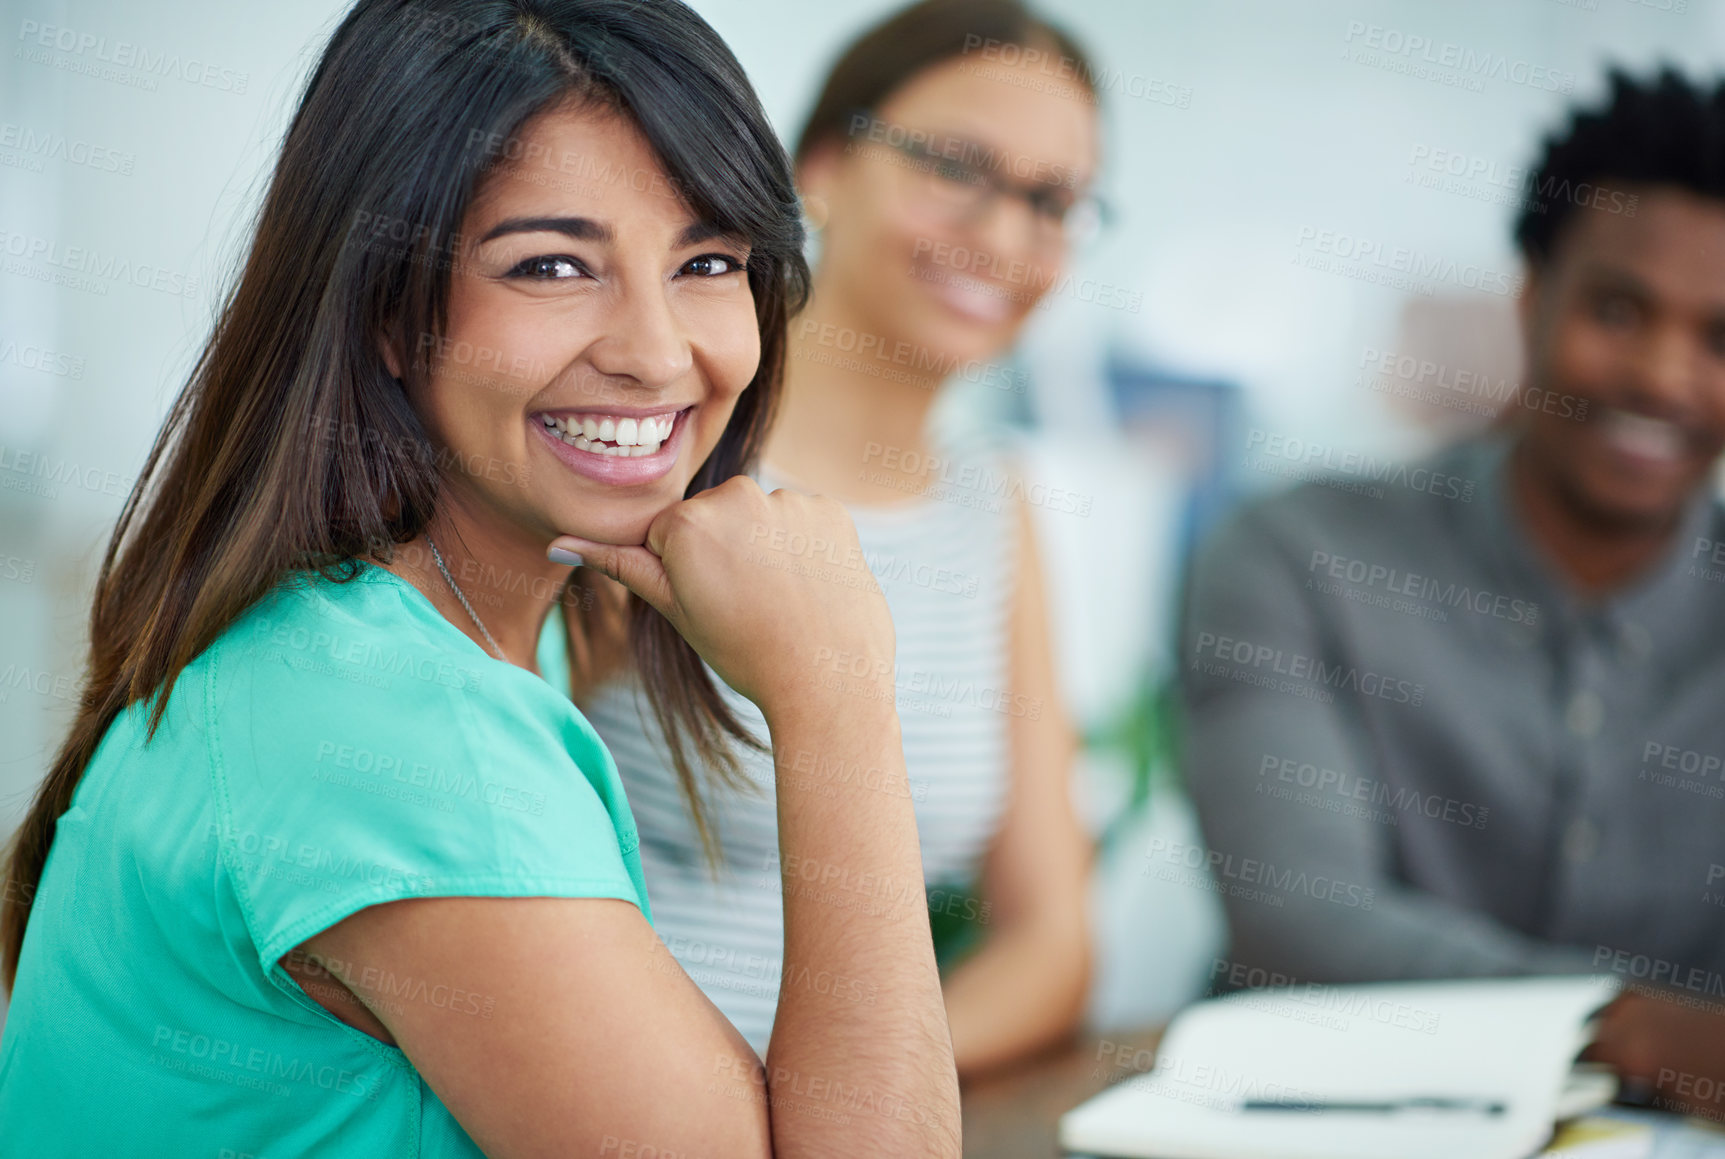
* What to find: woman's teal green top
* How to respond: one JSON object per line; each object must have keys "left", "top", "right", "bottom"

{"left": 0, "top": 561, "right": 651, "bottom": 1156}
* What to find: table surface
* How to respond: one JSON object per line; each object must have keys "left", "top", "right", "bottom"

{"left": 961, "top": 1026, "right": 1164, "bottom": 1159}
{"left": 956, "top": 1028, "right": 1725, "bottom": 1159}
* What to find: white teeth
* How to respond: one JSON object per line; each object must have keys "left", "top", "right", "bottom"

{"left": 565, "top": 436, "right": 663, "bottom": 458}
{"left": 1600, "top": 409, "right": 1684, "bottom": 463}
{"left": 540, "top": 411, "right": 677, "bottom": 458}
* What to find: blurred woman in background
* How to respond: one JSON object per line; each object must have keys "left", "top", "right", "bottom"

{"left": 579, "top": 0, "right": 1105, "bottom": 1076}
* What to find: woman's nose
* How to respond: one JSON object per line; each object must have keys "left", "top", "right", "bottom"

{"left": 586, "top": 283, "right": 694, "bottom": 389}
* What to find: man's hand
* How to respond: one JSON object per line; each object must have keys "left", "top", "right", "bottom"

{"left": 1585, "top": 988, "right": 1725, "bottom": 1119}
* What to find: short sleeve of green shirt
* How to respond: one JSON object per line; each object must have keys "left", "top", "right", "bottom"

{"left": 215, "top": 563, "right": 652, "bottom": 973}
{"left": 0, "top": 561, "right": 653, "bottom": 1157}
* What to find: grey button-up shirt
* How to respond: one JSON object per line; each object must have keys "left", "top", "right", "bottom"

{"left": 1180, "top": 428, "right": 1725, "bottom": 988}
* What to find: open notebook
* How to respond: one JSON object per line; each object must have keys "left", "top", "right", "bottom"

{"left": 1060, "top": 976, "right": 1622, "bottom": 1159}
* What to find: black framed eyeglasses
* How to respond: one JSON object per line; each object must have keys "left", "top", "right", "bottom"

{"left": 846, "top": 111, "right": 1112, "bottom": 250}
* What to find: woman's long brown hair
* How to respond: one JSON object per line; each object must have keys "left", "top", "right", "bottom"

{"left": 1, "top": 0, "right": 808, "bottom": 989}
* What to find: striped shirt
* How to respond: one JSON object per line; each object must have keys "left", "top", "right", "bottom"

{"left": 580, "top": 431, "right": 1020, "bottom": 1052}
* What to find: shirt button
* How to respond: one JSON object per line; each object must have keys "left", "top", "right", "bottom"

{"left": 1565, "top": 689, "right": 1604, "bottom": 738}
{"left": 1563, "top": 817, "right": 1600, "bottom": 864}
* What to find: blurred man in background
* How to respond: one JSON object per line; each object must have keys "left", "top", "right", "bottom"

{"left": 1180, "top": 69, "right": 1725, "bottom": 1112}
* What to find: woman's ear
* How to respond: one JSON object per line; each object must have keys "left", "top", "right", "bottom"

{"left": 377, "top": 331, "right": 405, "bottom": 381}
{"left": 795, "top": 140, "right": 845, "bottom": 223}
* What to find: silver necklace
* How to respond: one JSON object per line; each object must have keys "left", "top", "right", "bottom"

{"left": 425, "top": 535, "right": 506, "bottom": 662}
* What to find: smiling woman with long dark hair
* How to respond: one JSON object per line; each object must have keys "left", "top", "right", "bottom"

{"left": 0, "top": 1, "right": 959, "bottom": 1154}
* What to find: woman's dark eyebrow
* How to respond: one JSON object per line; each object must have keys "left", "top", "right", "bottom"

{"left": 475, "top": 217, "right": 745, "bottom": 249}
{"left": 678, "top": 222, "right": 747, "bottom": 248}
{"left": 478, "top": 216, "right": 611, "bottom": 245}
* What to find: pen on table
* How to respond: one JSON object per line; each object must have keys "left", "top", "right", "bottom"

{"left": 1241, "top": 1097, "right": 1508, "bottom": 1115}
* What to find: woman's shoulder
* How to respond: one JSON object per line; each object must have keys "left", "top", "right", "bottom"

{"left": 219, "top": 555, "right": 627, "bottom": 765}
{"left": 223, "top": 561, "right": 491, "bottom": 697}
{"left": 202, "top": 562, "right": 638, "bottom": 848}
{"left": 199, "top": 562, "right": 648, "bottom": 965}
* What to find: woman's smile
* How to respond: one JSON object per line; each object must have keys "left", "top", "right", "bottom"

{"left": 529, "top": 404, "right": 695, "bottom": 485}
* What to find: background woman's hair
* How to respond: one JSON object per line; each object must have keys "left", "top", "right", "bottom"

{"left": 1, "top": 0, "right": 808, "bottom": 988}
{"left": 793, "top": 0, "right": 1097, "bottom": 167}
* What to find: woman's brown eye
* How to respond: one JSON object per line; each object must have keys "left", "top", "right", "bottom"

{"left": 1031, "top": 194, "right": 1072, "bottom": 223}
{"left": 510, "top": 255, "right": 583, "bottom": 279}
{"left": 684, "top": 254, "right": 745, "bottom": 277}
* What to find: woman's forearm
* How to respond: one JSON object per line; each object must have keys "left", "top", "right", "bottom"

{"left": 942, "top": 915, "right": 1091, "bottom": 1078}
{"left": 762, "top": 696, "right": 961, "bottom": 1157}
